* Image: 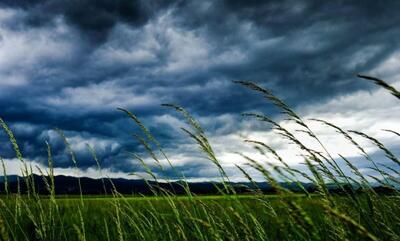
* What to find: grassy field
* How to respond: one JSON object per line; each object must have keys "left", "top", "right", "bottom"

{"left": 0, "top": 194, "right": 399, "bottom": 241}
{"left": 0, "top": 75, "right": 399, "bottom": 241}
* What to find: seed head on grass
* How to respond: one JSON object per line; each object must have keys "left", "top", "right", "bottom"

{"left": 233, "top": 80, "right": 304, "bottom": 126}
{"left": 0, "top": 118, "right": 23, "bottom": 162}
{"left": 383, "top": 129, "right": 400, "bottom": 137}
{"left": 357, "top": 74, "right": 400, "bottom": 99}
{"left": 349, "top": 130, "right": 400, "bottom": 166}
{"left": 162, "top": 103, "right": 234, "bottom": 193}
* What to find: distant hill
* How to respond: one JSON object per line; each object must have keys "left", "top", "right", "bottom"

{"left": 0, "top": 175, "right": 396, "bottom": 195}
{"left": 0, "top": 175, "right": 19, "bottom": 183}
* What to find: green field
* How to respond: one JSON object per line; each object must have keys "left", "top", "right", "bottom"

{"left": 0, "top": 194, "right": 399, "bottom": 241}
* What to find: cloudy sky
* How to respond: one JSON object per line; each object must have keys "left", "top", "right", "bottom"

{"left": 0, "top": 0, "right": 399, "bottom": 181}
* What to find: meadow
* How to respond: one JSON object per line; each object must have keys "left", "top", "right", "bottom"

{"left": 0, "top": 75, "right": 399, "bottom": 241}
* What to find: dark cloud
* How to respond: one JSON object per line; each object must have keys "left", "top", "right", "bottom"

{"left": 0, "top": 0, "right": 176, "bottom": 42}
{"left": 0, "top": 0, "right": 399, "bottom": 178}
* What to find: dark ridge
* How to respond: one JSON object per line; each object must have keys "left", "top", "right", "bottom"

{"left": 0, "top": 174, "right": 396, "bottom": 195}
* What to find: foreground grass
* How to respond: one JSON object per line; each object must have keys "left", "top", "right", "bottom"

{"left": 0, "top": 74, "right": 399, "bottom": 240}
{"left": 0, "top": 194, "right": 399, "bottom": 241}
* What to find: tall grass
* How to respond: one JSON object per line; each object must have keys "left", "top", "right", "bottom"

{"left": 0, "top": 75, "right": 399, "bottom": 241}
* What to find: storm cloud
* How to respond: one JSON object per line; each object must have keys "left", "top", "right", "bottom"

{"left": 0, "top": 0, "right": 399, "bottom": 180}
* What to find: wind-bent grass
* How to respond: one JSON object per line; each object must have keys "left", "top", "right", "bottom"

{"left": 0, "top": 74, "right": 399, "bottom": 241}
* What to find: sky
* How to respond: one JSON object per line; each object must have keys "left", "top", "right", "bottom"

{"left": 0, "top": 0, "right": 399, "bottom": 181}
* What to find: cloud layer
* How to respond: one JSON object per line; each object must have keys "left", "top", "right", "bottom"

{"left": 0, "top": 0, "right": 399, "bottom": 180}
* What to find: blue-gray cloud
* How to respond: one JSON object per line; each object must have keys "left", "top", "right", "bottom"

{"left": 0, "top": 0, "right": 399, "bottom": 179}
